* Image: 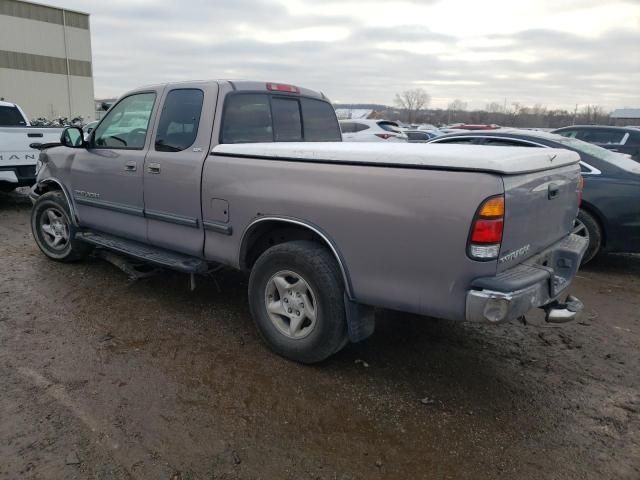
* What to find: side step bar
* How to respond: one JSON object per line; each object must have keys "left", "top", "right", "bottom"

{"left": 76, "top": 231, "right": 209, "bottom": 273}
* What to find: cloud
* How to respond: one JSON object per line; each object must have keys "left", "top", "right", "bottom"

{"left": 43, "top": 0, "right": 640, "bottom": 109}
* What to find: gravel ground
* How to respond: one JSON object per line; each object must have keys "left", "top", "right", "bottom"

{"left": 1, "top": 188, "right": 639, "bottom": 480}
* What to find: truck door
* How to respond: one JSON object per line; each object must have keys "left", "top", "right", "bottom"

{"left": 143, "top": 83, "right": 218, "bottom": 256}
{"left": 70, "top": 90, "right": 162, "bottom": 242}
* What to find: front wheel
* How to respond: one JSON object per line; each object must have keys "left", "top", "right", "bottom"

{"left": 572, "top": 209, "right": 602, "bottom": 265}
{"left": 31, "top": 191, "right": 91, "bottom": 262}
{"left": 248, "top": 241, "right": 348, "bottom": 364}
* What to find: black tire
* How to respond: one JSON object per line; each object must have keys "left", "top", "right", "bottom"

{"left": 31, "top": 190, "right": 91, "bottom": 262}
{"left": 574, "top": 209, "right": 602, "bottom": 265}
{"left": 248, "top": 240, "right": 348, "bottom": 364}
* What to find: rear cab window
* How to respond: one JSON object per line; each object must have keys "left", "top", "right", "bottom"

{"left": 221, "top": 93, "right": 341, "bottom": 144}
{"left": 0, "top": 105, "right": 27, "bottom": 126}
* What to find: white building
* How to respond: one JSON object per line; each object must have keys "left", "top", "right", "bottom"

{"left": 0, "top": 0, "right": 95, "bottom": 120}
{"left": 610, "top": 108, "right": 640, "bottom": 127}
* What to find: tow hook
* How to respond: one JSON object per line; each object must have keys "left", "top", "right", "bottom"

{"left": 544, "top": 295, "right": 584, "bottom": 324}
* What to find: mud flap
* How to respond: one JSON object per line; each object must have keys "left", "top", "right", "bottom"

{"left": 344, "top": 293, "right": 375, "bottom": 343}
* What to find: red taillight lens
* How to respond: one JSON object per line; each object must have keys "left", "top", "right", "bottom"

{"left": 469, "top": 195, "right": 505, "bottom": 260}
{"left": 375, "top": 133, "right": 395, "bottom": 139}
{"left": 266, "top": 83, "right": 300, "bottom": 93}
{"left": 471, "top": 218, "right": 504, "bottom": 243}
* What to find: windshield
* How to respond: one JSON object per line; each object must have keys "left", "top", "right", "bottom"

{"left": 0, "top": 105, "right": 27, "bottom": 126}
{"left": 557, "top": 137, "right": 640, "bottom": 174}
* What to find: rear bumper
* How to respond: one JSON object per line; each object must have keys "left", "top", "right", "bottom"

{"left": 0, "top": 166, "right": 36, "bottom": 188}
{"left": 466, "top": 234, "right": 588, "bottom": 323}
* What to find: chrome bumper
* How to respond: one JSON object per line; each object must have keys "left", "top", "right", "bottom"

{"left": 466, "top": 234, "right": 588, "bottom": 324}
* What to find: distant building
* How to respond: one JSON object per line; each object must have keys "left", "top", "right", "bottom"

{"left": 0, "top": 0, "right": 95, "bottom": 120}
{"left": 610, "top": 108, "right": 640, "bottom": 127}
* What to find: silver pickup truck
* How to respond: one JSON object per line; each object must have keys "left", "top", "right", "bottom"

{"left": 30, "top": 80, "right": 587, "bottom": 363}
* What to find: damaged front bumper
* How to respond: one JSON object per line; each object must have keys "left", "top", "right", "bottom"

{"left": 466, "top": 234, "right": 588, "bottom": 324}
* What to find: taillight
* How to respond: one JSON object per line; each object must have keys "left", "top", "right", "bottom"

{"left": 375, "top": 133, "right": 396, "bottom": 139}
{"left": 468, "top": 195, "right": 505, "bottom": 260}
{"left": 266, "top": 83, "right": 300, "bottom": 93}
{"left": 578, "top": 175, "right": 584, "bottom": 206}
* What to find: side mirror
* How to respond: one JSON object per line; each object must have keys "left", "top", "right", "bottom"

{"left": 61, "top": 127, "right": 85, "bottom": 148}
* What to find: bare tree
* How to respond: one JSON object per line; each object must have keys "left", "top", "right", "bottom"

{"left": 447, "top": 99, "right": 468, "bottom": 123}
{"left": 486, "top": 102, "right": 505, "bottom": 113}
{"left": 394, "top": 88, "right": 430, "bottom": 123}
{"left": 580, "top": 105, "right": 607, "bottom": 125}
{"left": 448, "top": 99, "right": 468, "bottom": 112}
{"left": 530, "top": 103, "right": 547, "bottom": 127}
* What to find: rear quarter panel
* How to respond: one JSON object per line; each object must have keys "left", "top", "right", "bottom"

{"left": 202, "top": 156, "right": 503, "bottom": 320}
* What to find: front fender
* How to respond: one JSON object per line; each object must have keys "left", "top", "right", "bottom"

{"left": 32, "top": 178, "right": 79, "bottom": 226}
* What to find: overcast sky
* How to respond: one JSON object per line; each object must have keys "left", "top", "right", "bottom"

{"left": 47, "top": 0, "right": 640, "bottom": 110}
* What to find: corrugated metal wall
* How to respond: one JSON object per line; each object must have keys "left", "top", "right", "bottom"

{"left": 0, "top": 0, "right": 94, "bottom": 119}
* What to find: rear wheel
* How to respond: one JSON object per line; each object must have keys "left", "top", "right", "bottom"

{"left": 573, "top": 209, "right": 602, "bottom": 265}
{"left": 31, "top": 191, "right": 91, "bottom": 262}
{"left": 248, "top": 241, "right": 348, "bottom": 364}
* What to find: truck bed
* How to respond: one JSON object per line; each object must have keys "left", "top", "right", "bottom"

{"left": 212, "top": 143, "right": 580, "bottom": 175}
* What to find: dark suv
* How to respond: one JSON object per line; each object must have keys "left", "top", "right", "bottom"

{"left": 552, "top": 125, "right": 640, "bottom": 161}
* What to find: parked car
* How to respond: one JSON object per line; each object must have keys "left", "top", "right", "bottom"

{"left": 552, "top": 125, "right": 640, "bottom": 161}
{"left": 30, "top": 80, "right": 586, "bottom": 364}
{"left": 340, "top": 119, "right": 408, "bottom": 142}
{"left": 0, "top": 101, "right": 63, "bottom": 191}
{"left": 427, "top": 130, "right": 640, "bottom": 263}
{"left": 405, "top": 130, "right": 440, "bottom": 142}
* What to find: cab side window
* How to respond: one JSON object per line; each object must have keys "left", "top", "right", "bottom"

{"left": 155, "top": 89, "right": 204, "bottom": 152}
{"left": 93, "top": 93, "right": 156, "bottom": 150}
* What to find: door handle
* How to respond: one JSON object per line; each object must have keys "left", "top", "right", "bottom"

{"left": 147, "top": 163, "right": 161, "bottom": 174}
{"left": 124, "top": 161, "right": 137, "bottom": 172}
{"left": 548, "top": 183, "right": 560, "bottom": 199}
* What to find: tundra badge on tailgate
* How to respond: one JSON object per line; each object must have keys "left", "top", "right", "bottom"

{"left": 499, "top": 244, "right": 531, "bottom": 263}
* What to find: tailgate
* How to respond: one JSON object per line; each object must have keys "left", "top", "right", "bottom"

{"left": 498, "top": 163, "right": 581, "bottom": 272}
{"left": 0, "top": 128, "right": 62, "bottom": 167}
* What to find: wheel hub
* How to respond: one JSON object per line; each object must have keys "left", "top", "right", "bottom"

{"left": 264, "top": 270, "right": 317, "bottom": 339}
{"left": 40, "top": 207, "right": 69, "bottom": 250}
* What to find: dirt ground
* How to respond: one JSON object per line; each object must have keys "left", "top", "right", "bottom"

{"left": 1, "top": 188, "right": 638, "bottom": 480}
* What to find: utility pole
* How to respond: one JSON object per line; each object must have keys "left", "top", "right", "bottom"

{"left": 572, "top": 104, "right": 578, "bottom": 124}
